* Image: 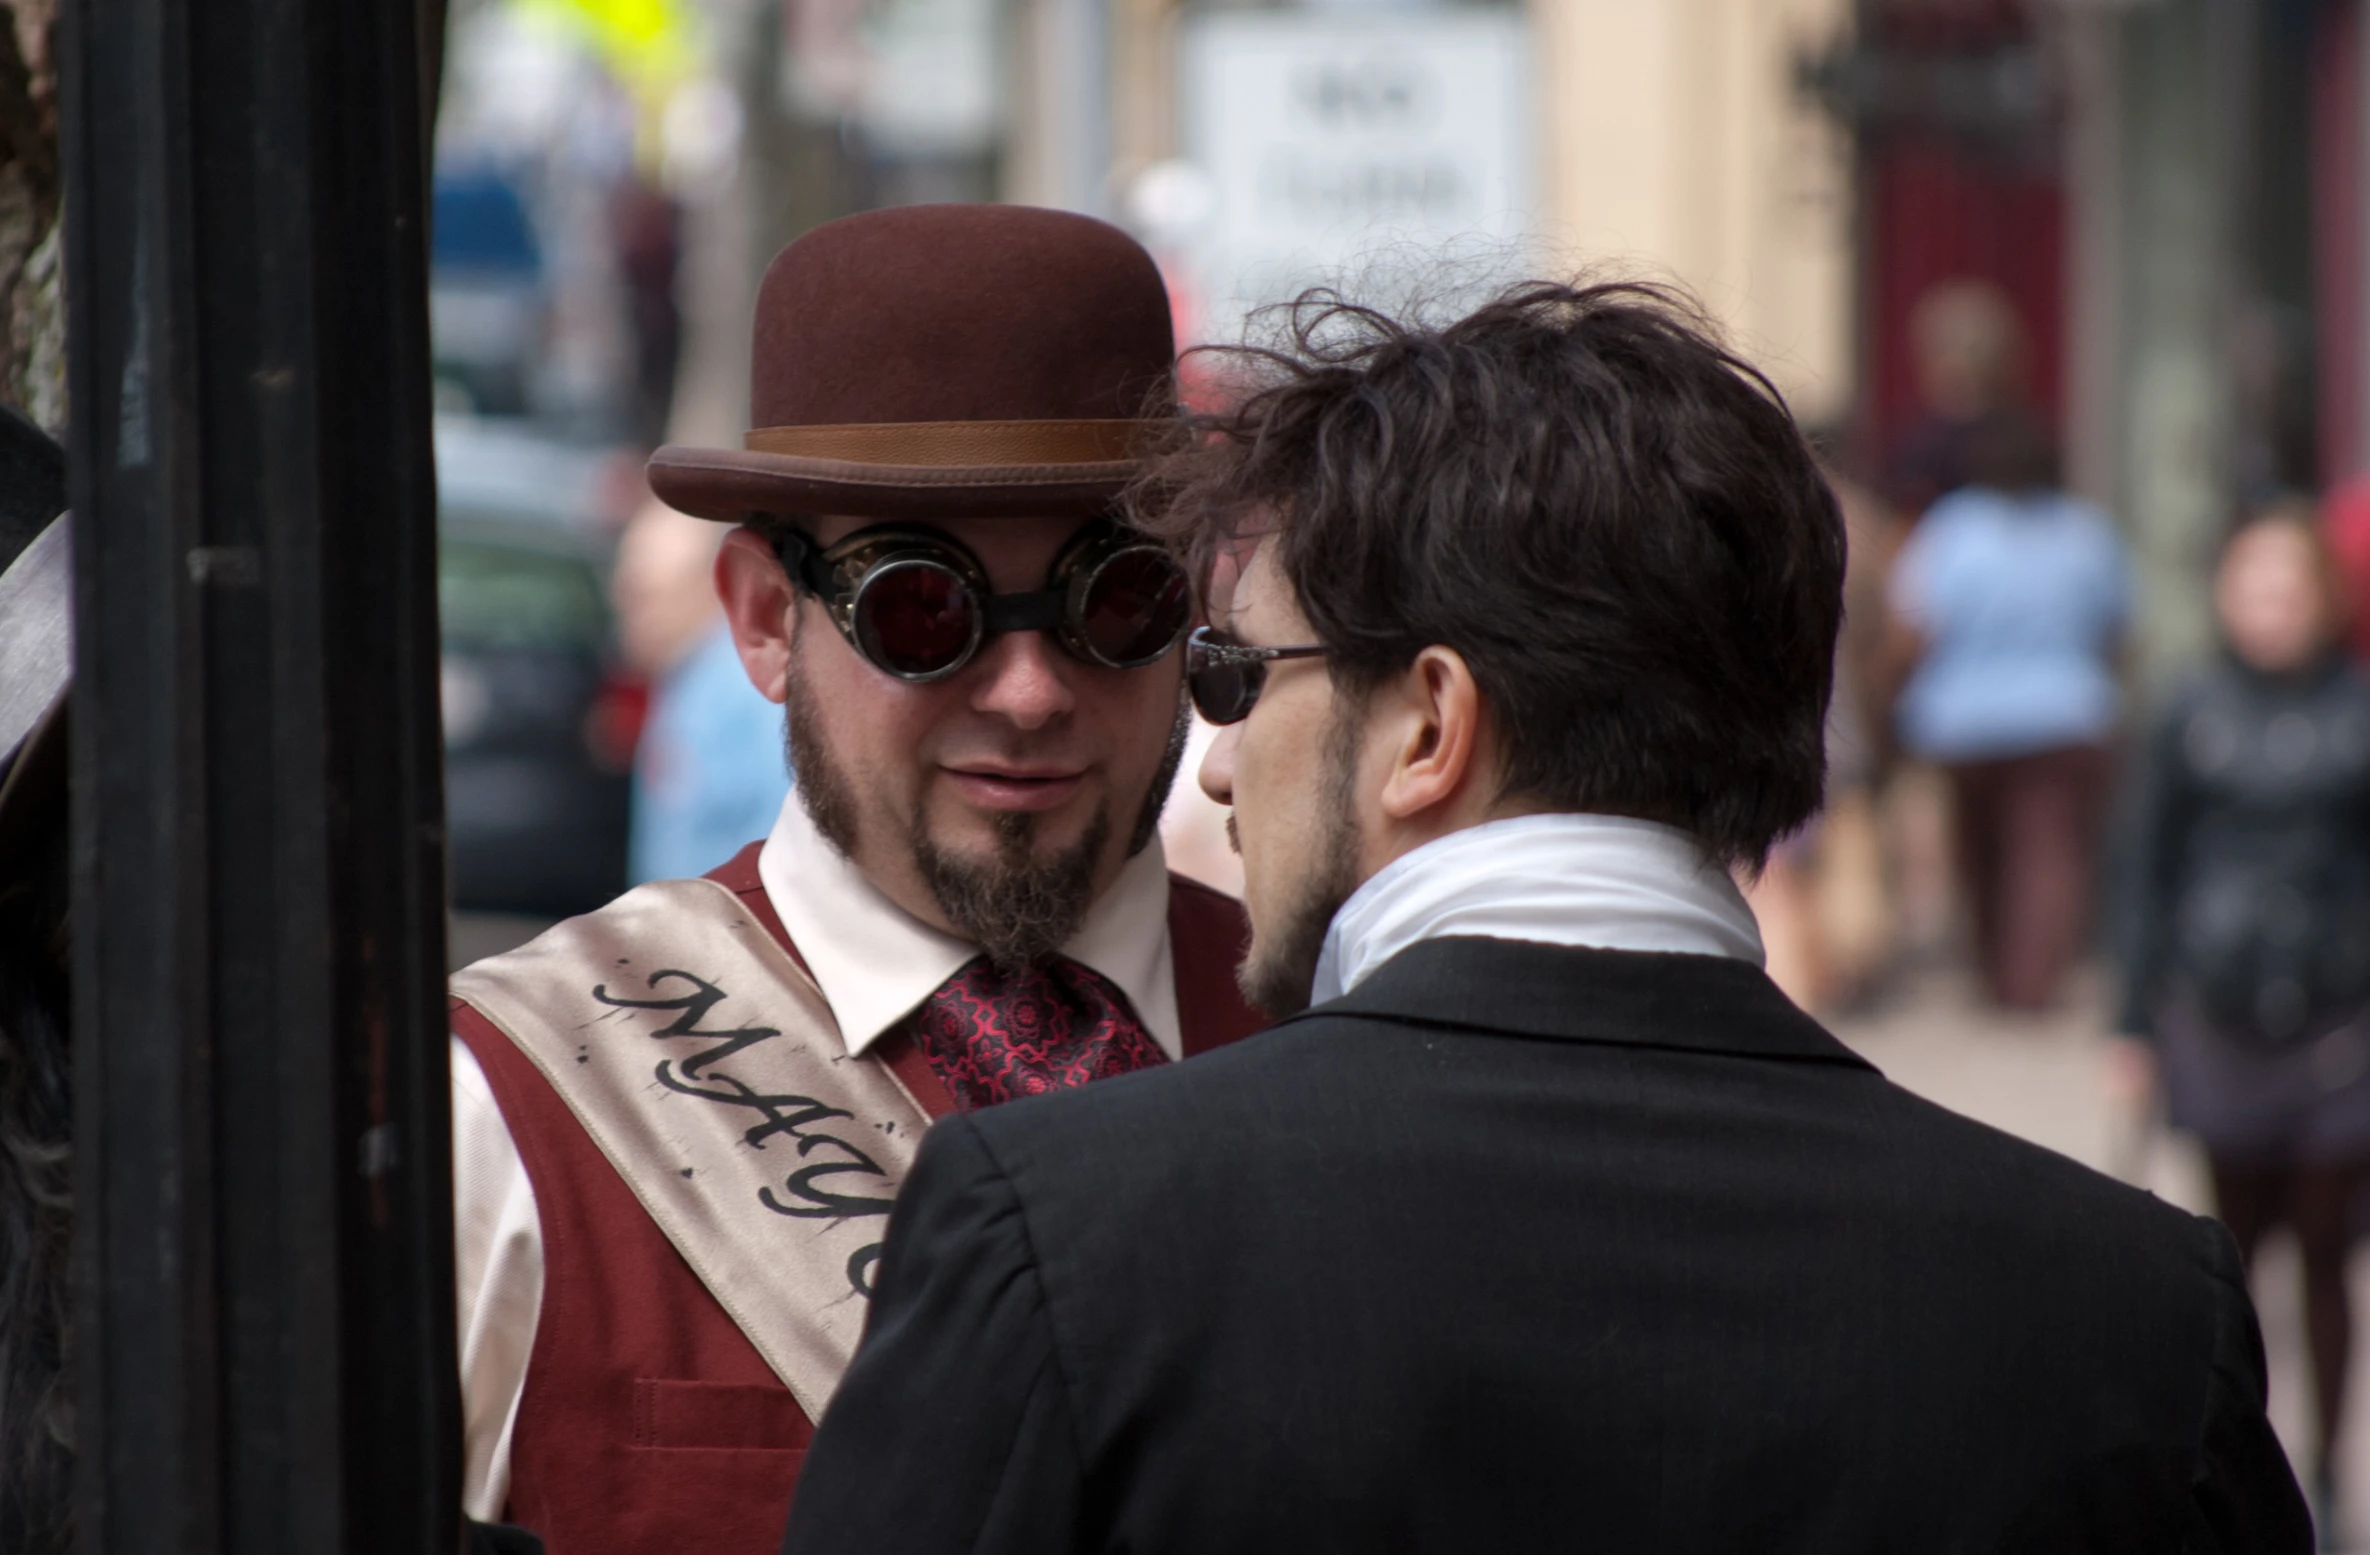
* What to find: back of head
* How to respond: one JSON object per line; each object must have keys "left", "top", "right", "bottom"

{"left": 1144, "top": 281, "right": 1846, "bottom": 869}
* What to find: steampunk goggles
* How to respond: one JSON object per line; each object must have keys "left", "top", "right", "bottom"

{"left": 772, "top": 520, "right": 1193, "bottom": 683}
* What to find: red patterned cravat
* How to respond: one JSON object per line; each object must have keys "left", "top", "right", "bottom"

{"left": 903, "top": 955, "right": 1169, "bottom": 1111}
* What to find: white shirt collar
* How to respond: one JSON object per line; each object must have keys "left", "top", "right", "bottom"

{"left": 1309, "top": 813, "right": 1765, "bottom": 1005}
{"left": 756, "top": 791, "right": 1182, "bottom": 1060}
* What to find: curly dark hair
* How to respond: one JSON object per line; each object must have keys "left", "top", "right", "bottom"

{"left": 1130, "top": 280, "right": 1847, "bottom": 869}
{"left": 0, "top": 817, "right": 71, "bottom": 1554}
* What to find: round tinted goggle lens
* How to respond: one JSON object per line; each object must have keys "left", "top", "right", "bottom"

{"left": 851, "top": 559, "right": 981, "bottom": 678}
{"left": 1077, "top": 548, "right": 1192, "bottom": 667}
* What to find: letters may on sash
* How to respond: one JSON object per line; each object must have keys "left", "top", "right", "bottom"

{"left": 593, "top": 966, "right": 897, "bottom": 1296}
{"left": 450, "top": 876, "right": 936, "bottom": 1415}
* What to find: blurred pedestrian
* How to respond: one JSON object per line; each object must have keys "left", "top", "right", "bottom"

{"left": 1887, "top": 411, "right": 2131, "bottom": 1008}
{"left": 610, "top": 502, "right": 790, "bottom": 882}
{"left": 629, "top": 616, "right": 795, "bottom": 880}
{"left": 1886, "top": 277, "right": 2027, "bottom": 520}
{"left": 1746, "top": 464, "right": 1899, "bottom": 1013}
{"left": 609, "top": 179, "right": 683, "bottom": 450}
{"left": 2116, "top": 510, "right": 2370, "bottom": 1531}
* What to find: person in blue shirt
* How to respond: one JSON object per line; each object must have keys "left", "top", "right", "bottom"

{"left": 1888, "top": 410, "right": 2132, "bottom": 1009}
{"left": 630, "top": 613, "right": 793, "bottom": 883}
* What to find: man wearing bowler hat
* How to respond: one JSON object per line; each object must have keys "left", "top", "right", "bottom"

{"left": 445, "top": 205, "right": 1262, "bottom": 1555}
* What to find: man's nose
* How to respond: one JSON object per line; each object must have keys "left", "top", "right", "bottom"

{"left": 1198, "top": 723, "right": 1238, "bottom": 806}
{"left": 969, "top": 630, "right": 1078, "bottom": 729}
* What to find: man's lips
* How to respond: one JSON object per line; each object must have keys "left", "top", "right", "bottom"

{"left": 942, "top": 766, "right": 1088, "bottom": 812}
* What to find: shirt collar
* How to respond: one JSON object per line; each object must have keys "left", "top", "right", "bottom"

{"left": 756, "top": 791, "right": 1182, "bottom": 1060}
{"left": 1308, "top": 813, "right": 1764, "bottom": 1005}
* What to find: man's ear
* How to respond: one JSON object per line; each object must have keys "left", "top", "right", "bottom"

{"left": 714, "top": 526, "right": 798, "bottom": 705}
{"left": 1376, "top": 646, "right": 1489, "bottom": 825}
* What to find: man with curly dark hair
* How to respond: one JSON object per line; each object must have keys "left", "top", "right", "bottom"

{"left": 783, "top": 283, "right": 2312, "bottom": 1554}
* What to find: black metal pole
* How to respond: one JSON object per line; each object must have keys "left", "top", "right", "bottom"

{"left": 62, "top": 0, "right": 459, "bottom": 1548}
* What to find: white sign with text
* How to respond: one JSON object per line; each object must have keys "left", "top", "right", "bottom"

{"left": 1175, "top": 7, "right": 1534, "bottom": 345}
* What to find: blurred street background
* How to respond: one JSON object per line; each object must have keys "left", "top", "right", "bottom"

{"left": 1833, "top": 960, "right": 2368, "bottom": 1540}
{"left": 413, "top": 0, "right": 2370, "bottom": 1537}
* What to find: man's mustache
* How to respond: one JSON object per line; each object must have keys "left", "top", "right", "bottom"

{"left": 935, "top": 740, "right": 1096, "bottom": 771}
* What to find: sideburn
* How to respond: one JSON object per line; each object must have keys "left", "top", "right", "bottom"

{"left": 1238, "top": 695, "right": 1366, "bottom": 1016}
{"left": 782, "top": 655, "right": 862, "bottom": 858}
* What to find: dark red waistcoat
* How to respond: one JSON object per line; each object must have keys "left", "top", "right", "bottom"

{"left": 451, "top": 842, "right": 1263, "bottom": 1555}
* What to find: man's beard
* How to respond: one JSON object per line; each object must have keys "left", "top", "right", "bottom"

{"left": 1236, "top": 699, "right": 1364, "bottom": 1017}
{"left": 916, "top": 808, "right": 1108, "bottom": 972}
{"left": 783, "top": 660, "right": 1192, "bottom": 971}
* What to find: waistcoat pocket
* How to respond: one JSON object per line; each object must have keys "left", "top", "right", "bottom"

{"left": 630, "top": 1377, "right": 812, "bottom": 1452}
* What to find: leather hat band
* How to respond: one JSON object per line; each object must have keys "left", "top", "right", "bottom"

{"left": 744, "top": 418, "right": 1154, "bottom": 467}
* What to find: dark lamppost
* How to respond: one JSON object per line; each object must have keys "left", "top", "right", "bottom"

{"left": 61, "top": 0, "right": 460, "bottom": 1547}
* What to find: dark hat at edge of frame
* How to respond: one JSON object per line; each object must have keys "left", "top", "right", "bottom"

{"left": 646, "top": 203, "right": 1177, "bottom": 525}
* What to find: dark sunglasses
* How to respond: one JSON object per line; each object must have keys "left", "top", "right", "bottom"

{"left": 1185, "top": 626, "right": 1330, "bottom": 725}
{"left": 772, "top": 521, "right": 1193, "bottom": 683}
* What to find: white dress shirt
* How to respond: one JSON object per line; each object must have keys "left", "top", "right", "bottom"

{"left": 451, "top": 792, "right": 1181, "bottom": 1519}
{"left": 1307, "top": 812, "right": 1765, "bottom": 1007}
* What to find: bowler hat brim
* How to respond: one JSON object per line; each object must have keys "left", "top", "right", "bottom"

{"left": 645, "top": 445, "right": 1143, "bottom": 524}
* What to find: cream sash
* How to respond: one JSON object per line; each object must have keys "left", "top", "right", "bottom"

{"left": 449, "top": 876, "right": 935, "bottom": 1421}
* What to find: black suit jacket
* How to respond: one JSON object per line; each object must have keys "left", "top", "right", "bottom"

{"left": 782, "top": 939, "right": 2311, "bottom": 1554}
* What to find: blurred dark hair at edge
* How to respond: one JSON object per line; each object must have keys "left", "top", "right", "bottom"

{"left": 0, "top": 397, "right": 70, "bottom": 1555}
{"left": 0, "top": 812, "right": 67, "bottom": 1555}
{"left": 1128, "top": 279, "right": 1847, "bottom": 871}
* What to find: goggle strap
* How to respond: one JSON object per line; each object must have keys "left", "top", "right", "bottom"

{"left": 770, "top": 528, "right": 837, "bottom": 597}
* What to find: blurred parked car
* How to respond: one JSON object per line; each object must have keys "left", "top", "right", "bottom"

{"left": 438, "top": 418, "right": 641, "bottom": 916}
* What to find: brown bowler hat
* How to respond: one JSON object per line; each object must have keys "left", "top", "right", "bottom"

{"left": 648, "top": 204, "right": 1176, "bottom": 523}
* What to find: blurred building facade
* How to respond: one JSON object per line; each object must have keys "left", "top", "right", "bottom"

{"left": 685, "top": 0, "right": 1854, "bottom": 413}
{"left": 450, "top": 0, "right": 2370, "bottom": 675}
{"left": 440, "top": 0, "right": 2370, "bottom": 857}
{"left": 1817, "top": 0, "right": 2355, "bottom": 689}
{"left": 1082, "top": 0, "right": 1855, "bottom": 423}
